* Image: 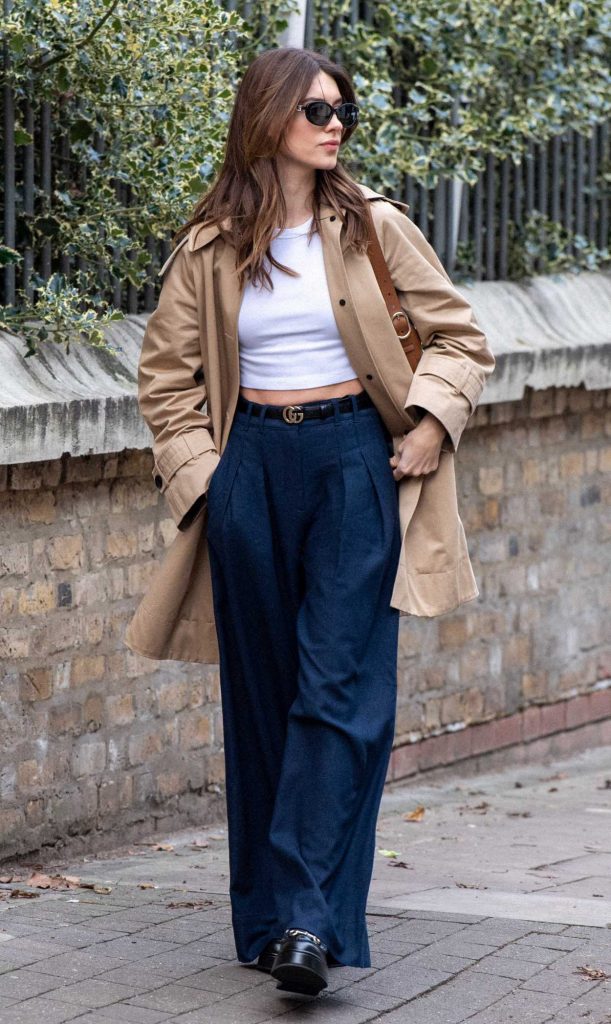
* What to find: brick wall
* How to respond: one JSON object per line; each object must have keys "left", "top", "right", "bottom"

{"left": 0, "top": 451, "right": 225, "bottom": 860}
{"left": 388, "top": 384, "right": 611, "bottom": 779}
{"left": 1, "top": 385, "right": 610, "bottom": 859}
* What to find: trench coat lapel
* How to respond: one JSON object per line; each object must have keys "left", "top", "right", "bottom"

{"left": 316, "top": 200, "right": 425, "bottom": 546}
{"left": 216, "top": 240, "right": 244, "bottom": 450}
{"left": 315, "top": 205, "right": 366, "bottom": 375}
{"left": 316, "top": 203, "right": 364, "bottom": 368}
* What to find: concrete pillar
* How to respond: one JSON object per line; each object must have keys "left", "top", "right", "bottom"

{"left": 278, "top": 0, "right": 307, "bottom": 48}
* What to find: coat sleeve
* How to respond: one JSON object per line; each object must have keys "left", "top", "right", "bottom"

{"left": 380, "top": 205, "right": 495, "bottom": 452}
{"left": 137, "top": 241, "right": 220, "bottom": 531}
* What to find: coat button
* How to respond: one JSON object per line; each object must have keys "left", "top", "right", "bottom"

{"left": 154, "top": 474, "right": 163, "bottom": 489}
{"left": 366, "top": 374, "right": 373, "bottom": 380}
{"left": 339, "top": 298, "right": 346, "bottom": 305}
{"left": 330, "top": 215, "right": 336, "bottom": 221}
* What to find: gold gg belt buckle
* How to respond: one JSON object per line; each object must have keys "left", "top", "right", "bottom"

{"left": 282, "top": 405, "right": 304, "bottom": 424}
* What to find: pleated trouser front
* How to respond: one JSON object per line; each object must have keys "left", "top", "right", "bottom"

{"left": 206, "top": 392, "right": 401, "bottom": 968}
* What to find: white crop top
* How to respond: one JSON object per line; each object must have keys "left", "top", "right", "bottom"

{"left": 237, "top": 215, "right": 358, "bottom": 388}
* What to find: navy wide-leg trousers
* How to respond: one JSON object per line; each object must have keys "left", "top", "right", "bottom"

{"left": 206, "top": 392, "right": 401, "bottom": 968}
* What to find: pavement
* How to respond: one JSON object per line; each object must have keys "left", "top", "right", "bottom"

{"left": 1, "top": 745, "right": 610, "bottom": 1023}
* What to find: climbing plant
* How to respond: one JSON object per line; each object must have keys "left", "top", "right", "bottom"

{"left": 0, "top": 0, "right": 299, "bottom": 353}
{"left": 316, "top": 0, "right": 611, "bottom": 190}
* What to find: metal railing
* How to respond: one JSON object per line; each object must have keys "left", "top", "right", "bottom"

{"left": 404, "top": 125, "right": 610, "bottom": 280}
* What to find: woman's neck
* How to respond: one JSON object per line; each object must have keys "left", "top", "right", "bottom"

{"left": 276, "top": 160, "right": 315, "bottom": 228}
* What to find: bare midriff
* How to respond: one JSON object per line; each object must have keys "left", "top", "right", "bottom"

{"left": 239, "top": 377, "right": 365, "bottom": 406}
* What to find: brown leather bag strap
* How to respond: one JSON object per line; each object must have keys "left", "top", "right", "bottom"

{"left": 363, "top": 200, "right": 423, "bottom": 373}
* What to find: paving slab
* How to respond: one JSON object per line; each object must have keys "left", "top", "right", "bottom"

{"left": 0, "top": 746, "right": 610, "bottom": 1023}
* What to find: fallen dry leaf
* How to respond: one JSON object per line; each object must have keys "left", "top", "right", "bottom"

{"left": 388, "top": 860, "right": 411, "bottom": 869}
{"left": 507, "top": 811, "right": 532, "bottom": 817}
{"left": 208, "top": 833, "right": 225, "bottom": 841}
{"left": 26, "top": 873, "right": 80, "bottom": 891}
{"left": 25, "top": 872, "right": 53, "bottom": 889}
{"left": 166, "top": 899, "right": 215, "bottom": 909}
{"left": 377, "top": 849, "right": 401, "bottom": 858}
{"left": 575, "top": 964, "right": 610, "bottom": 981}
{"left": 137, "top": 882, "right": 158, "bottom": 889}
{"left": 10, "top": 889, "right": 40, "bottom": 899}
{"left": 153, "top": 844, "right": 175, "bottom": 852}
{"left": 403, "top": 806, "right": 426, "bottom": 822}
{"left": 78, "top": 882, "right": 113, "bottom": 894}
{"left": 190, "top": 840, "right": 210, "bottom": 849}
{"left": 456, "top": 882, "right": 488, "bottom": 889}
{"left": 458, "top": 802, "right": 490, "bottom": 814}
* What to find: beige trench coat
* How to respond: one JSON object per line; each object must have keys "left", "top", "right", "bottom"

{"left": 124, "top": 183, "right": 495, "bottom": 664}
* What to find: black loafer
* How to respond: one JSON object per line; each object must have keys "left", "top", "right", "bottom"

{"left": 270, "top": 928, "right": 329, "bottom": 995}
{"left": 254, "top": 937, "right": 283, "bottom": 972}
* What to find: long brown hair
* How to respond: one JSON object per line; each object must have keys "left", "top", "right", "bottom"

{"left": 173, "top": 46, "right": 371, "bottom": 289}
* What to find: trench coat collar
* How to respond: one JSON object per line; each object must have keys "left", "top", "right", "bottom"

{"left": 185, "top": 184, "right": 410, "bottom": 253}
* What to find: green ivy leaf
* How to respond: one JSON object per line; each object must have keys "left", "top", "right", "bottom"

{"left": 70, "top": 118, "right": 94, "bottom": 142}
{"left": 0, "top": 245, "right": 23, "bottom": 266}
{"left": 14, "top": 127, "right": 33, "bottom": 146}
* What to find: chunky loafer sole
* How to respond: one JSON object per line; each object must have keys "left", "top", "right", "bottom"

{"left": 271, "top": 941, "right": 328, "bottom": 995}
{"left": 254, "top": 938, "right": 283, "bottom": 973}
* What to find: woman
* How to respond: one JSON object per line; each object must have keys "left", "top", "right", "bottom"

{"left": 124, "top": 46, "right": 495, "bottom": 997}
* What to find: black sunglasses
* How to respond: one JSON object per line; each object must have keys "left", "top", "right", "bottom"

{"left": 295, "top": 101, "right": 359, "bottom": 128}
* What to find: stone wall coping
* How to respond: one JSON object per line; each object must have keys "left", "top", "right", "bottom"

{"left": 2, "top": 269, "right": 610, "bottom": 465}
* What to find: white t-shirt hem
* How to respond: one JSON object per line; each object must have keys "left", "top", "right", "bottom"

{"left": 239, "top": 371, "right": 360, "bottom": 389}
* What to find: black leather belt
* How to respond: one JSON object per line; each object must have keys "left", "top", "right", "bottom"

{"left": 237, "top": 390, "right": 374, "bottom": 423}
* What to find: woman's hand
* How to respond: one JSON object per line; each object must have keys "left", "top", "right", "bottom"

{"left": 389, "top": 412, "right": 447, "bottom": 480}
